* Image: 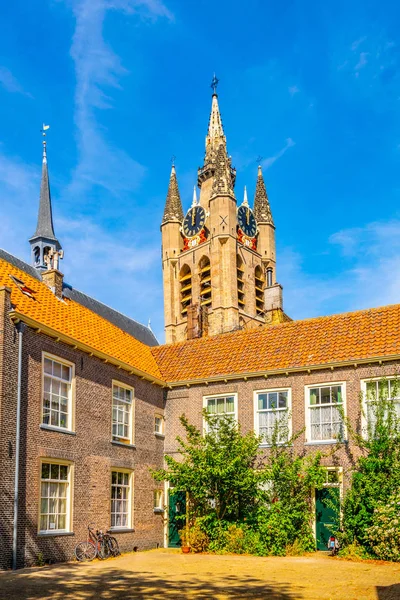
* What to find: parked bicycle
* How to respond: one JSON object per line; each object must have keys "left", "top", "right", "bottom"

{"left": 75, "top": 523, "right": 120, "bottom": 561}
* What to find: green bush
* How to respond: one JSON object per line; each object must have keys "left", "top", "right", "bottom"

{"left": 188, "top": 520, "right": 210, "bottom": 553}
{"left": 366, "top": 494, "right": 400, "bottom": 561}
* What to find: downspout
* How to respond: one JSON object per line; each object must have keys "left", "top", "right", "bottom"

{"left": 12, "top": 322, "right": 24, "bottom": 570}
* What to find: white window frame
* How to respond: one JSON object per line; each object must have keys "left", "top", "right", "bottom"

{"left": 360, "top": 376, "right": 400, "bottom": 437}
{"left": 253, "top": 387, "right": 292, "bottom": 446}
{"left": 203, "top": 392, "right": 238, "bottom": 432}
{"left": 41, "top": 352, "right": 75, "bottom": 432}
{"left": 111, "top": 381, "right": 135, "bottom": 445}
{"left": 110, "top": 469, "right": 133, "bottom": 530}
{"left": 154, "top": 489, "right": 164, "bottom": 511}
{"left": 154, "top": 414, "right": 165, "bottom": 436}
{"left": 305, "top": 382, "right": 347, "bottom": 444}
{"left": 38, "top": 459, "right": 73, "bottom": 535}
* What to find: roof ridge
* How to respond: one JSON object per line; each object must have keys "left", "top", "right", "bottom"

{"left": 153, "top": 301, "right": 400, "bottom": 353}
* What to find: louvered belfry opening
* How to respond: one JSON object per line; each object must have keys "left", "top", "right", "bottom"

{"left": 199, "top": 256, "right": 212, "bottom": 309}
{"left": 237, "top": 255, "right": 245, "bottom": 310}
{"left": 180, "top": 265, "right": 192, "bottom": 316}
{"left": 255, "top": 265, "right": 265, "bottom": 316}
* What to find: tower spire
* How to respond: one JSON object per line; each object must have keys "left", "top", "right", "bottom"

{"left": 205, "top": 77, "right": 226, "bottom": 163}
{"left": 162, "top": 164, "right": 184, "bottom": 224}
{"left": 254, "top": 164, "right": 274, "bottom": 225}
{"left": 29, "top": 126, "right": 62, "bottom": 271}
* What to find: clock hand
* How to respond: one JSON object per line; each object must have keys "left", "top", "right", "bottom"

{"left": 246, "top": 207, "right": 250, "bottom": 225}
{"left": 192, "top": 207, "right": 195, "bottom": 226}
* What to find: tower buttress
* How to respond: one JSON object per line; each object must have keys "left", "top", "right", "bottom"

{"left": 29, "top": 126, "right": 63, "bottom": 272}
{"left": 161, "top": 165, "right": 184, "bottom": 344}
{"left": 254, "top": 164, "right": 276, "bottom": 278}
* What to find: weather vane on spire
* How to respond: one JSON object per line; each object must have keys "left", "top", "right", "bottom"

{"left": 211, "top": 73, "right": 219, "bottom": 95}
{"left": 40, "top": 123, "right": 50, "bottom": 163}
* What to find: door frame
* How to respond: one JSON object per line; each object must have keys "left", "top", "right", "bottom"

{"left": 312, "top": 467, "right": 343, "bottom": 549}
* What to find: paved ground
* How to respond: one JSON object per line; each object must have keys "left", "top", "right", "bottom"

{"left": 0, "top": 549, "right": 399, "bottom": 600}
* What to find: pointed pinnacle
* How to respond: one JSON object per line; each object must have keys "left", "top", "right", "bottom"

{"left": 254, "top": 165, "right": 274, "bottom": 225}
{"left": 242, "top": 186, "right": 249, "bottom": 207}
{"left": 211, "top": 144, "right": 235, "bottom": 198}
{"left": 162, "top": 165, "right": 184, "bottom": 223}
{"left": 191, "top": 186, "right": 198, "bottom": 207}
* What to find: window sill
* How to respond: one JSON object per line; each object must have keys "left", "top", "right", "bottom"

{"left": 258, "top": 442, "right": 291, "bottom": 448}
{"left": 153, "top": 508, "right": 164, "bottom": 514}
{"left": 37, "top": 531, "right": 74, "bottom": 537}
{"left": 154, "top": 433, "right": 165, "bottom": 439}
{"left": 111, "top": 440, "right": 136, "bottom": 449}
{"left": 108, "top": 528, "right": 135, "bottom": 534}
{"left": 40, "top": 424, "right": 76, "bottom": 436}
{"left": 304, "top": 440, "right": 347, "bottom": 446}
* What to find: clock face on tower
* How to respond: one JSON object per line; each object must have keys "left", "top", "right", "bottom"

{"left": 237, "top": 205, "right": 257, "bottom": 238}
{"left": 183, "top": 205, "right": 206, "bottom": 238}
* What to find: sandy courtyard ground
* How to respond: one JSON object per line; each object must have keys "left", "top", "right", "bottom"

{"left": 0, "top": 549, "right": 399, "bottom": 600}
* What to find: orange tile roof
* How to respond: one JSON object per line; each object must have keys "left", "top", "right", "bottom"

{"left": 152, "top": 304, "right": 400, "bottom": 383}
{"left": 0, "top": 258, "right": 163, "bottom": 381}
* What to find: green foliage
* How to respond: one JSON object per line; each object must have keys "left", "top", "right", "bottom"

{"left": 341, "top": 379, "right": 400, "bottom": 556}
{"left": 338, "top": 540, "right": 371, "bottom": 561}
{"left": 153, "top": 411, "right": 326, "bottom": 556}
{"left": 36, "top": 552, "right": 45, "bottom": 567}
{"left": 366, "top": 493, "right": 400, "bottom": 561}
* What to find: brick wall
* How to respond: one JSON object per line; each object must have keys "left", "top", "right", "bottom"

{"left": 164, "top": 360, "right": 400, "bottom": 490}
{"left": 1, "top": 321, "right": 165, "bottom": 569}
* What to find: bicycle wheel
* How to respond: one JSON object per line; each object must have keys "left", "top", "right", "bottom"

{"left": 107, "top": 535, "right": 120, "bottom": 557}
{"left": 97, "top": 539, "right": 111, "bottom": 560}
{"left": 75, "top": 541, "right": 96, "bottom": 562}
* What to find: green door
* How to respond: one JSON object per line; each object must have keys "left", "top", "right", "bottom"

{"left": 315, "top": 487, "right": 340, "bottom": 550}
{"left": 168, "top": 491, "right": 186, "bottom": 548}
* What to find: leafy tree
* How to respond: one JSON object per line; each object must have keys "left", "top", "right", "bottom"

{"left": 340, "top": 377, "right": 400, "bottom": 553}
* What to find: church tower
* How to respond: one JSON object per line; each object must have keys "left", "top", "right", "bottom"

{"left": 161, "top": 79, "right": 289, "bottom": 344}
{"left": 29, "top": 127, "right": 63, "bottom": 271}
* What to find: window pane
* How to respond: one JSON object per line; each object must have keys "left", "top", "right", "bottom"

{"left": 366, "top": 381, "right": 376, "bottom": 401}
{"left": 53, "top": 362, "right": 62, "bottom": 379}
{"left": 321, "top": 387, "right": 331, "bottom": 404}
{"left": 59, "top": 465, "right": 68, "bottom": 481}
{"left": 331, "top": 386, "right": 342, "bottom": 403}
{"left": 226, "top": 396, "right": 234, "bottom": 413}
{"left": 62, "top": 365, "right": 70, "bottom": 381}
{"left": 42, "top": 463, "right": 50, "bottom": 479}
{"left": 378, "top": 380, "right": 389, "bottom": 400}
{"left": 258, "top": 393, "right": 268, "bottom": 410}
{"left": 50, "top": 464, "right": 59, "bottom": 480}
{"left": 44, "top": 358, "right": 52, "bottom": 375}
{"left": 278, "top": 392, "right": 288, "bottom": 408}
{"left": 207, "top": 399, "right": 216, "bottom": 414}
{"left": 268, "top": 393, "right": 278, "bottom": 410}
{"left": 310, "top": 389, "right": 319, "bottom": 405}
{"left": 216, "top": 398, "right": 225, "bottom": 414}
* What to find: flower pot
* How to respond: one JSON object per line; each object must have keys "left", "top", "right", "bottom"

{"left": 181, "top": 545, "right": 191, "bottom": 554}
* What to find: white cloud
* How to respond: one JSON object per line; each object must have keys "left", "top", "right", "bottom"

{"left": 288, "top": 85, "right": 300, "bottom": 96}
{"left": 67, "top": 0, "right": 172, "bottom": 196}
{"left": 351, "top": 37, "right": 367, "bottom": 51}
{"left": 281, "top": 219, "right": 400, "bottom": 322}
{"left": 0, "top": 66, "right": 32, "bottom": 97}
{"left": 262, "top": 138, "right": 295, "bottom": 170}
{"left": 354, "top": 51, "right": 369, "bottom": 73}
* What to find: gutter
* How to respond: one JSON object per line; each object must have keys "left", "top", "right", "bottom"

{"left": 9, "top": 311, "right": 166, "bottom": 387}
{"left": 12, "top": 322, "right": 25, "bottom": 570}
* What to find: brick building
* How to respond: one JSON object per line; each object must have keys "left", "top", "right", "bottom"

{"left": 1, "top": 86, "right": 400, "bottom": 568}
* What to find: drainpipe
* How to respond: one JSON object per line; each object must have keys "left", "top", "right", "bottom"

{"left": 12, "top": 322, "right": 24, "bottom": 570}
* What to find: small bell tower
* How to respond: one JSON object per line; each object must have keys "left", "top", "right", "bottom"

{"left": 29, "top": 125, "right": 63, "bottom": 272}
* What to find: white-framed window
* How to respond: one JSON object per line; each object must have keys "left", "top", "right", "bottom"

{"left": 39, "top": 461, "right": 72, "bottom": 533}
{"left": 305, "top": 383, "right": 346, "bottom": 443}
{"left": 112, "top": 382, "right": 134, "bottom": 444}
{"left": 42, "top": 354, "right": 74, "bottom": 430}
{"left": 111, "top": 470, "right": 133, "bottom": 529}
{"left": 203, "top": 393, "right": 237, "bottom": 431}
{"left": 254, "top": 388, "right": 291, "bottom": 445}
{"left": 155, "top": 415, "right": 164, "bottom": 435}
{"left": 154, "top": 489, "right": 163, "bottom": 510}
{"left": 361, "top": 377, "right": 400, "bottom": 435}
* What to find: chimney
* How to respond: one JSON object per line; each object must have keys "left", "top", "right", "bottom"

{"left": 264, "top": 282, "right": 284, "bottom": 323}
{"left": 187, "top": 304, "right": 201, "bottom": 340}
{"left": 42, "top": 269, "right": 63, "bottom": 299}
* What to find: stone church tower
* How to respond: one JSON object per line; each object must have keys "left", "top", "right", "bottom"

{"left": 161, "top": 83, "right": 289, "bottom": 344}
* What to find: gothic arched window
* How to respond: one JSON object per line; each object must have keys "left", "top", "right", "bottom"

{"left": 180, "top": 265, "right": 192, "bottom": 316}
{"left": 33, "top": 246, "right": 41, "bottom": 266}
{"left": 199, "top": 256, "right": 211, "bottom": 308}
{"left": 237, "top": 255, "right": 245, "bottom": 310}
{"left": 255, "top": 265, "right": 265, "bottom": 316}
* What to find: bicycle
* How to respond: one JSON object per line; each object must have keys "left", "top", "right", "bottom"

{"left": 74, "top": 524, "right": 120, "bottom": 561}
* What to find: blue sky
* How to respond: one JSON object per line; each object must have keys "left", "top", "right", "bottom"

{"left": 1, "top": 0, "right": 400, "bottom": 342}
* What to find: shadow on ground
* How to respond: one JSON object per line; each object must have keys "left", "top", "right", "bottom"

{"left": 376, "top": 584, "right": 400, "bottom": 600}
{"left": 0, "top": 565, "right": 300, "bottom": 600}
